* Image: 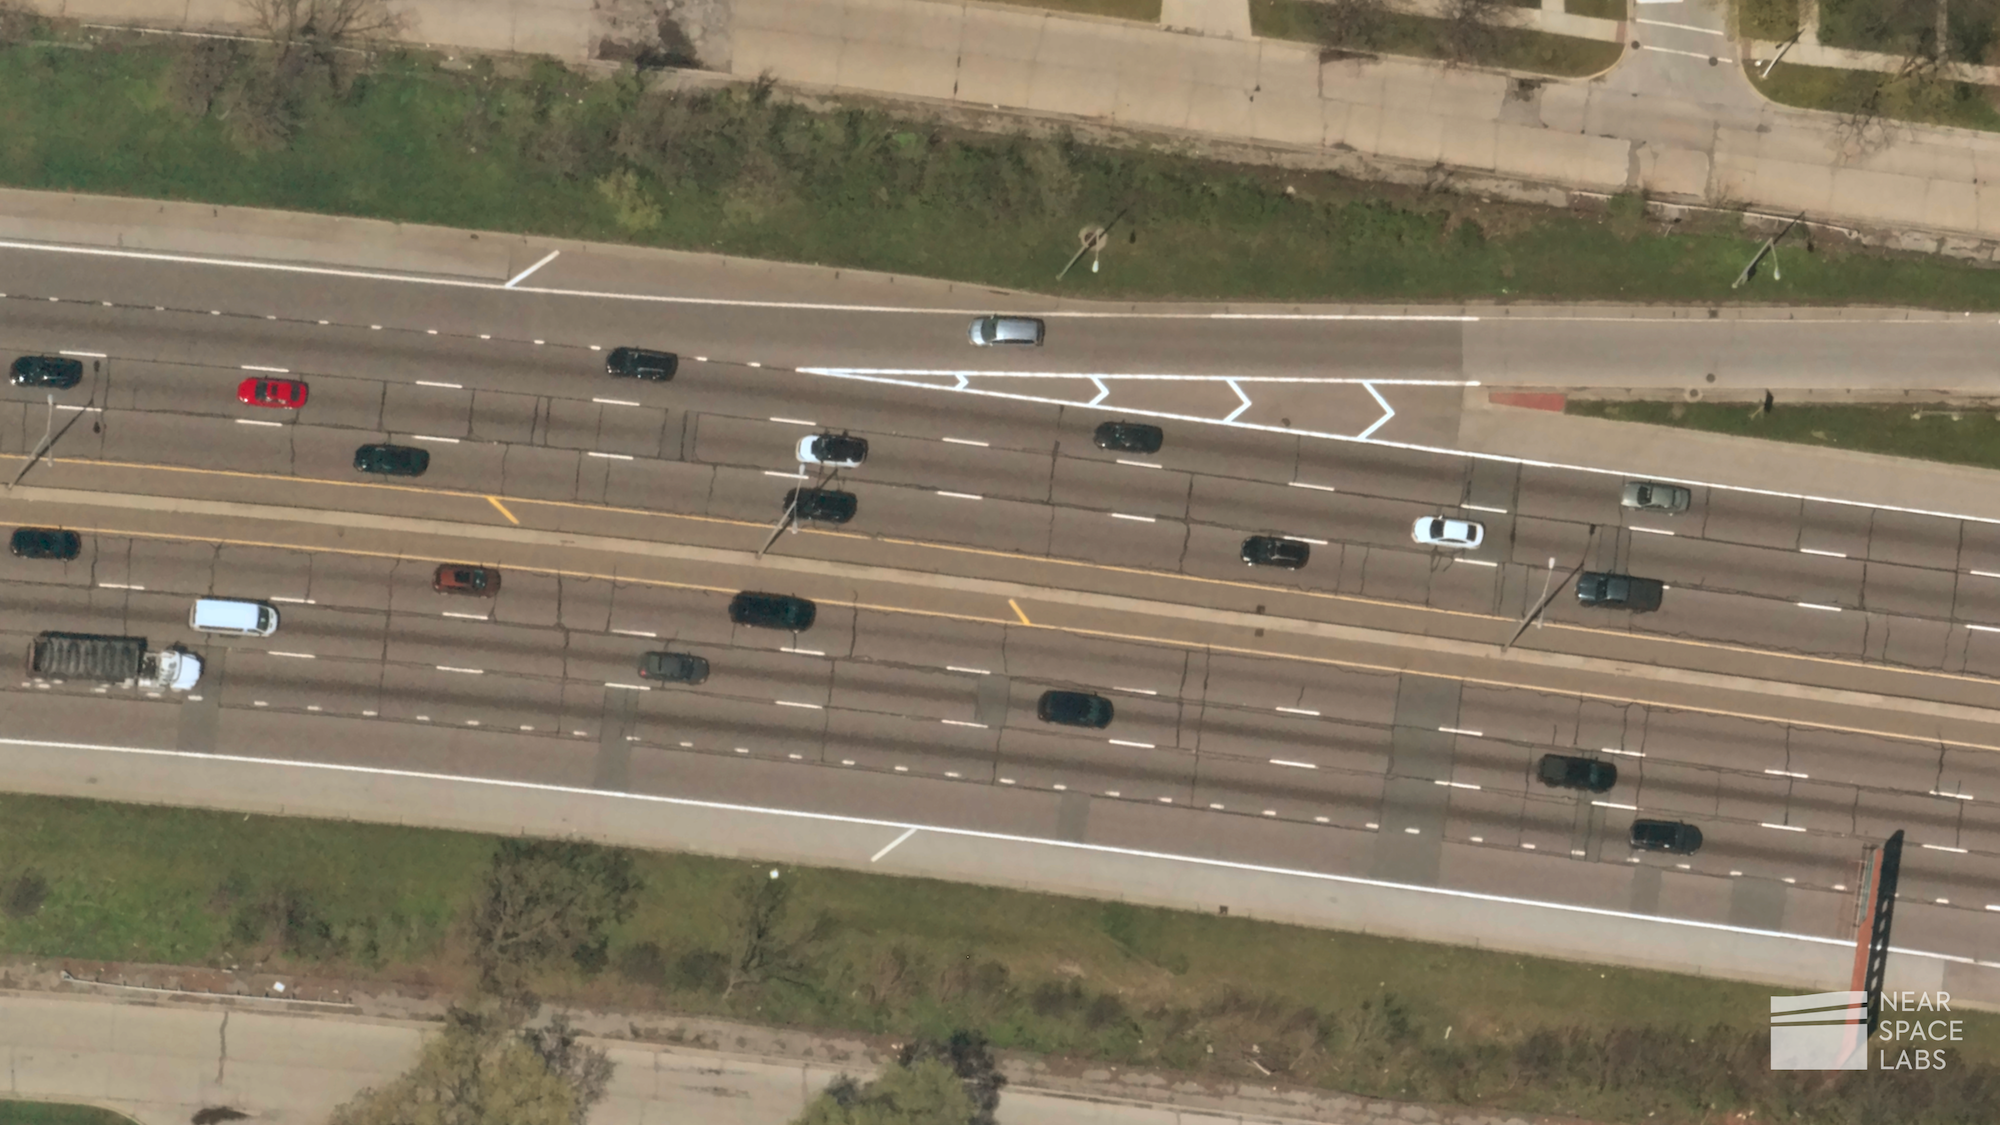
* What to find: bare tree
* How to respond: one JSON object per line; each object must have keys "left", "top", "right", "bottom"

{"left": 1437, "top": 0, "right": 1509, "bottom": 63}
{"left": 243, "top": 0, "right": 407, "bottom": 59}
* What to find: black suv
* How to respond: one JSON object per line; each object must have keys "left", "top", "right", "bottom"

{"left": 1241, "top": 535, "right": 1310, "bottom": 569}
{"left": 1576, "top": 571, "right": 1664, "bottom": 612}
{"left": 1630, "top": 819, "right": 1703, "bottom": 854}
{"left": 1093, "top": 420, "right": 1164, "bottom": 455}
{"left": 354, "top": 443, "right": 430, "bottom": 477}
{"left": 639, "top": 651, "right": 710, "bottom": 684}
{"left": 1536, "top": 753, "right": 1617, "bottom": 793}
{"left": 10, "top": 527, "right": 81, "bottom": 560}
{"left": 1037, "top": 689, "right": 1114, "bottom": 729}
{"left": 729, "top": 591, "right": 817, "bottom": 631}
{"left": 785, "top": 488, "right": 857, "bottom": 524}
{"left": 10, "top": 355, "right": 83, "bottom": 388}
{"left": 606, "top": 347, "right": 677, "bottom": 381}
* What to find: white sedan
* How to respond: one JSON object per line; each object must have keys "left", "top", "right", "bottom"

{"left": 1412, "top": 516, "right": 1484, "bottom": 549}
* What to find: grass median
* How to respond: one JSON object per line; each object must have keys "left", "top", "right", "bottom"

{"left": 1565, "top": 398, "right": 2000, "bottom": 470}
{"left": 2, "top": 793, "right": 1998, "bottom": 1124}
{"left": 0, "top": 1106, "right": 135, "bottom": 1125}
{"left": 1250, "top": 0, "right": 1625, "bottom": 78}
{"left": 1, "top": 29, "right": 2000, "bottom": 306}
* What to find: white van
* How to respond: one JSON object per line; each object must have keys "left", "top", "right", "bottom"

{"left": 190, "top": 597, "right": 278, "bottom": 637}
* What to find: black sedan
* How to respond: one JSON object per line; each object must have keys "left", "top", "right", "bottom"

{"left": 10, "top": 355, "right": 83, "bottom": 388}
{"left": 1630, "top": 819, "right": 1704, "bottom": 855}
{"left": 606, "top": 347, "right": 677, "bottom": 381}
{"left": 785, "top": 488, "right": 857, "bottom": 524}
{"left": 1241, "top": 535, "right": 1310, "bottom": 569}
{"left": 639, "top": 651, "right": 710, "bottom": 684}
{"left": 1536, "top": 753, "right": 1617, "bottom": 793}
{"left": 729, "top": 591, "right": 816, "bottom": 631}
{"left": 354, "top": 444, "right": 430, "bottom": 477}
{"left": 10, "top": 527, "right": 81, "bottom": 560}
{"left": 1093, "top": 420, "right": 1164, "bottom": 455}
{"left": 1037, "top": 689, "right": 1114, "bottom": 729}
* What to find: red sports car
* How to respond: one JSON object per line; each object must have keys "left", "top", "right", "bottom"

{"left": 237, "top": 376, "right": 308, "bottom": 409}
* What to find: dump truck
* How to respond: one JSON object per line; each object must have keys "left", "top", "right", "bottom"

{"left": 27, "top": 632, "right": 202, "bottom": 692}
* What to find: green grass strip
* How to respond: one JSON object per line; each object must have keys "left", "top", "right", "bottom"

{"left": 1566, "top": 398, "right": 2000, "bottom": 470}
{"left": 1, "top": 36, "right": 1998, "bottom": 306}
{"left": 2, "top": 794, "right": 1999, "bottom": 1124}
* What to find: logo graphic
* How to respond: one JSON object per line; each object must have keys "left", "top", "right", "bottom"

{"left": 1771, "top": 991, "right": 1869, "bottom": 1070}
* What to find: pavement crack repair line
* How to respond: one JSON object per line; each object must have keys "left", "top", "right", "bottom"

{"left": 15, "top": 481, "right": 2000, "bottom": 752}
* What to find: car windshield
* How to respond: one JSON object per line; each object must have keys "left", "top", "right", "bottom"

{"left": 1429, "top": 519, "right": 1446, "bottom": 537}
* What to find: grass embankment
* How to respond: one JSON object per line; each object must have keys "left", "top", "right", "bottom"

{"left": 0, "top": 29, "right": 1998, "bottom": 305}
{"left": 1252, "top": 0, "right": 1624, "bottom": 78}
{"left": 1012, "top": 0, "right": 1163, "bottom": 16}
{"left": 1565, "top": 0, "right": 1627, "bottom": 21}
{"left": 1750, "top": 60, "right": 2000, "bottom": 132}
{"left": 2, "top": 794, "right": 1998, "bottom": 1124}
{"left": 1736, "top": 0, "right": 1801, "bottom": 39}
{"left": 1568, "top": 398, "right": 2000, "bottom": 469}
{"left": 0, "top": 1106, "right": 133, "bottom": 1125}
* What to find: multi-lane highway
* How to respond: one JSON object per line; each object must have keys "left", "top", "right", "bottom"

{"left": 2, "top": 228, "right": 1999, "bottom": 974}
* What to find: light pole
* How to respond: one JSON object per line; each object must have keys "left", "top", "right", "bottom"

{"left": 1504, "top": 526, "right": 1597, "bottom": 650}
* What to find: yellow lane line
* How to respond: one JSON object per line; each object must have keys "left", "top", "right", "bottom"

{"left": 71, "top": 522, "right": 2000, "bottom": 756}
{"left": 27, "top": 454, "right": 2000, "bottom": 696}
{"left": 486, "top": 495, "right": 520, "bottom": 525}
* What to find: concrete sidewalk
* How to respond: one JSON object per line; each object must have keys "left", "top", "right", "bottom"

{"left": 22, "top": 0, "right": 2000, "bottom": 257}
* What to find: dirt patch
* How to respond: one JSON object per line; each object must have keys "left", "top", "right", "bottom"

{"left": 595, "top": 0, "right": 731, "bottom": 71}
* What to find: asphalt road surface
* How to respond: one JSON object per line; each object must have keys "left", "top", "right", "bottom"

{"left": 1, "top": 238, "right": 1998, "bottom": 969}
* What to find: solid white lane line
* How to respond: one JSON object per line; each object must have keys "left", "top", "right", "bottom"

{"left": 1287, "top": 481, "right": 1337, "bottom": 492}
{"left": 1764, "top": 768, "right": 1809, "bottom": 779}
{"left": 946, "top": 665, "right": 989, "bottom": 675}
{"left": 1629, "top": 526, "right": 1674, "bottom": 536}
{"left": 611, "top": 629, "right": 657, "bottom": 638}
{"left": 1117, "top": 459, "right": 1163, "bottom": 469}
{"left": 1270, "top": 759, "right": 1317, "bottom": 769}
{"left": 1275, "top": 706, "right": 1320, "bottom": 716}
{"left": 1457, "top": 559, "right": 1499, "bottom": 567}
{"left": 775, "top": 700, "right": 824, "bottom": 709}
{"left": 240, "top": 364, "right": 290, "bottom": 373}
{"left": 941, "top": 719, "right": 989, "bottom": 728}
{"left": 769, "top": 416, "right": 816, "bottom": 426}
{"left": 1968, "top": 624, "right": 2000, "bottom": 634}
{"left": 604, "top": 682, "right": 652, "bottom": 691}
{"left": 781, "top": 647, "right": 825, "bottom": 656}
{"left": 1760, "top": 822, "right": 1807, "bottom": 832}
{"left": 1285, "top": 536, "right": 1329, "bottom": 545}
{"left": 436, "top": 666, "right": 484, "bottom": 674}
{"left": 1592, "top": 800, "right": 1639, "bottom": 810}
{"left": 269, "top": 596, "right": 315, "bottom": 604}
{"left": 1602, "top": 747, "right": 1646, "bottom": 757}
{"left": 1434, "top": 780, "right": 1482, "bottom": 790}
{"left": 1796, "top": 602, "right": 1842, "bottom": 612}
{"left": 267, "top": 652, "right": 315, "bottom": 659}
{"left": 59, "top": 349, "right": 107, "bottom": 358}
{"left": 55, "top": 405, "right": 102, "bottom": 413}
{"left": 97, "top": 582, "right": 143, "bottom": 590}
{"left": 1462, "top": 504, "right": 1508, "bottom": 514}
{"left": 1800, "top": 548, "right": 1847, "bottom": 558}
{"left": 234, "top": 419, "right": 283, "bottom": 428}
{"left": 942, "top": 437, "right": 989, "bottom": 447}
{"left": 1109, "top": 739, "right": 1155, "bottom": 749}
{"left": 441, "top": 611, "right": 489, "bottom": 620}
{"left": 413, "top": 435, "right": 460, "bottom": 444}
{"left": 504, "top": 249, "right": 561, "bottom": 288}
{"left": 1930, "top": 790, "right": 1976, "bottom": 800}
{"left": 1111, "top": 513, "right": 1155, "bottom": 522}
{"left": 1921, "top": 843, "right": 1970, "bottom": 854}
{"left": 1438, "top": 726, "right": 1484, "bottom": 737}
{"left": 1114, "top": 686, "right": 1158, "bottom": 695}
{"left": 937, "top": 491, "right": 983, "bottom": 500}
{"left": 1972, "top": 570, "right": 2000, "bottom": 579}
{"left": 587, "top": 451, "right": 634, "bottom": 461}
{"left": 592, "top": 397, "right": 640, "bottom": 407}
{"left": 414, "top": 380, "right": 462, "bottom": 389}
